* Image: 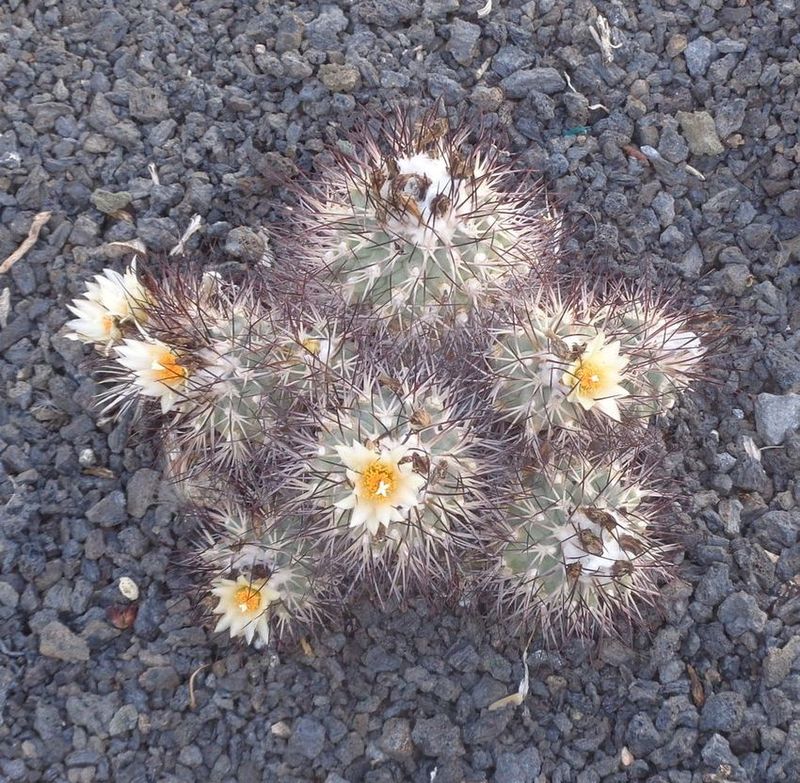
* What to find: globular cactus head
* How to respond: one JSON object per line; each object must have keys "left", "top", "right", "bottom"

{"left": 490, "top": 281, "right": 709, "bottom": 439}
{"left": 292, "top": 368, "right": 503, "bottom": 602}
{"left": 487, "top": 450, "right": 674, "bottom": 641}
{"left": 193, "top": 500, "right": 330, "bottom": 647}
{"left": 294, "top": 107, "right": 557, "bottom": 333}
{"left": 67, "top": 261, "right": 357, "bottom": 488}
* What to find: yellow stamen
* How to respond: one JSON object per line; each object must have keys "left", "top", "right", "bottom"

{"left": 101, "top": 314, "right": 117, "bottom": 336}
{"left": 301, "top": 337, "right": 321, "bottom": 355}
{"left": 574, "top": 359, "right": 604, "bottom": 395}
{"left": 153, "top": 350, "right": 188, "bottom": 385}
{"left": 233, "top": 586, "right": 262, "bottom": 614}
{"left": 359, "top": 460, "right": 397, "bottom": 500}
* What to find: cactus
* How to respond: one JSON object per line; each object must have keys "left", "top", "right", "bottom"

{"left": 194, "top": 501, "right": 329, "bottom": 647}
{"left": 490, "top": 283, "right": 708, "bottom": 437}
{"left": 64, "top": 110, "right": 713, "bottom": 647}
{"left": 487, "top": 452, "right": 673, "bottom": 640}
{"left": 293, "top": 371, "right": 500, "bottom": 600}
{"left": 295, "top": 110, "right": 557, "bottom": 333}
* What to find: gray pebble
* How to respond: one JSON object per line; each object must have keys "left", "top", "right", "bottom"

{"left": 755, "top": 393, "right": 800, "bottom": 446}
{"left": 718, "top": 592, "right": 767, "bottom": 637}
{"left": 86, "top": 490, "right": 127, "bottom": 527}
{"left": 493, "top": 748, "right": 541, "bottom": 783}
{"left": 677, "top": 111, "right": 724, "bottom": 156}
{"left": 126, "top": 468, "right": 161, "bottom": 519}
{"left": 699, "top": 691, "right": 745, "bottom": 733}
{"left": 501, "top": 68, "right": 566, "bottom": 99}
{"left": 412, "top": 714, "right": 464, "bottom": 758}
{"left": 684, "top": 37, "right": 716, "bottom": 78}
{"left": 289, "top": 716, "right": 326, "bottom": 759}
{"left": 39, "top": 620, "right": 90, "bottom": 662}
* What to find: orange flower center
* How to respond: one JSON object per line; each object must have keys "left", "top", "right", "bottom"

{"left": 574, "top": 359, "right": 603, "bottom": 396}
{"left": 301, "top": 337, "right": 321, "bottom": 355}
{"left": 101, "top": 314, "right": 117, "bottom": 335}
{"left": 233, "top": 586, "right": 262, "bottom": 614}
{"left": 153, "top": 350, "right": 188, "bottom": 386}
{"left": 359, "top": 460, "right": 397, "bottom": 501}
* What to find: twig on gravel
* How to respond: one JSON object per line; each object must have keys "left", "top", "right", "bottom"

{"left": 476, "top": 0, "right": 492, "bottom": 17}
{"left": 563, "top": 71, "right": 609, "bottom": 113}
{"left": 487, "top": 643, "right": 530, "bottom": 711}
{"left": 188, "top": 662, "right": 211, "bottom": 709}
{"left": 148, "top": 162, "right": 160, "bottom": 185}
{"left": 589, "top": 14, "right": 621, "bottom": 65}
{"left": 0, "top": 211, "right": 52, "bottom": 273}
{"left": 0, "top": 287, "right": 10, "bottom": 328}
{"left": 170, "top": 214, "right": 203, "bottom": 257}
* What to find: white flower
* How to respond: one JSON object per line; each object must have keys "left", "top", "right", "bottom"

{"left": 115, "top": 338, "right": 190, "bottom": 413}
{"left": 562, "top": 332, "right": 629, "bottom": 421}
{"left": 211, "top": 576, "right": 281, "bottom": 646}
{"left": 334, "top": 440, "right": 426, "bottom": 536}
{"left": 66, "top": 266, "right": 149, "bottom": 346}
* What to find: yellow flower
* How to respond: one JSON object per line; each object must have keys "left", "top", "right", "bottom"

{"left": 334, "top": 440, "right": 426, "bottom": 535}
{"left": 211, "top": 576, "right": 281, "bottom": 646}
{"left": 562, "top": 333, "right": 629, "bottom": 421}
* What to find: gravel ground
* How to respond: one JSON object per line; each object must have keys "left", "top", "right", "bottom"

{"left": 2, "top": 1, "right": 800, "bottom": 781}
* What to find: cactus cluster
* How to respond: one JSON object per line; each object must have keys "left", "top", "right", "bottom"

{"left": 66, "top": 110, "right": 712, "bottom": 646}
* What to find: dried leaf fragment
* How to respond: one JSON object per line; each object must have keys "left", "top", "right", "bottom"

{"left": 0, "top": 211, "right": 51, "bottom": 273}
{"left": 107, "top": 603, "right": 138, "bottom": 630}
{"left": 688, "top": 664, "right": 705, "bottom": 707}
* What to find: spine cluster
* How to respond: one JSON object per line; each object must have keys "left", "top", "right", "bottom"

{"left": 66, "top": 110, "right": 712, "bottom": 646}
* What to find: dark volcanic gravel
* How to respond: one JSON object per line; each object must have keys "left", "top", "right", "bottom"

{"left": 2, "top": 1, "right": 800, "bottom": 782}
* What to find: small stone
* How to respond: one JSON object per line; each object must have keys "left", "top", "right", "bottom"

{"left": 700, "top": 692, "right": 745, "bottom": 733}
{"left": 500, "top": 68, "right": 566, "bottom": 99}
{"left": 118, "top": 577, "right": 139, "bottom": 601}
{"left": 126, "top": 468, "right": 161, "bottom": 518}
{"left": 270, "top": 721, "right": 292, "bottom": 738}
{"left": 701, "top": 734, "right": 739, "bottom": 769}
{"left": 752, "top": 511, "right": 799, "bottom": 552}
{"left": 318, "top": 64, "right": 361, "bottom": 93}
{"left": 0, "top": 581, "right": 19, "bottom": 608}
{"left": 763, "top": 637, "right": 800, "bottom": 688}
{"left": 625, "top": 713, "right": 662, "bottom": 756}
{"left": 447, "top": 19, "right": 481, "bottom": 66}
{"left": 666, "top": 34, "right": 688, "bottom": 57}
{"left": 39, "top": 621, "right": 90, "bottom": 662}
{"left": 139, "top": 666, "right": 180, "bottom": 692}
{"left": 695, "top": 563, "right": 733, "bottom": 607}
{"left": 684, "top": 36, "right": 716, "bottom": 77}
{"left": 412, "top": 714, "right": 464, "bottom": 758}
{"left": 305, "top": 6, "right": 346, "bottom": 49}
{"left": 275, "top": 14, "right": 304, "bottom": 53}
{"left": 715, "top": 98, "right": 747, "bottom": 139}
{"left": 224, "top": 226, "right": 266, "bottom": 262}
{"left": 755, "top": 393, "right": 800, "bottom": 446}
{"left": 86, "top": 491, "right": 127, "bottom": 527}
{"left": 494, "top": 748, "right": 541, "bottom": 783}
{"left": 718, "top": 591, "right": 767, "bottom": 637}
{"left": 492, "top": 45, "right": 534, "bottom": 78}
{"left": 719, "top": 264, "right": 751, "bottom": 296}
{"left": 379, "top": 718, "right": 414, "bottom": 762}
{"left": 677, "top": 111, "right": 724, "bottom": 156}
{"left": 91, "top": 189, "right": 132, "bottom": 215}
{"left": 658, "top": 121, "right": 689, "bottom": 163}
{"left": 128, "top": 87, "right": 169, "bottom": 122}
{"left": 288, "top": 717, "right": 326, "bottom": 759}
{"left": 108, "top": 704, "right": 139, "bottom": 736}
{"left": 470, "top": 85, "right": 503, "bottom": 112}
